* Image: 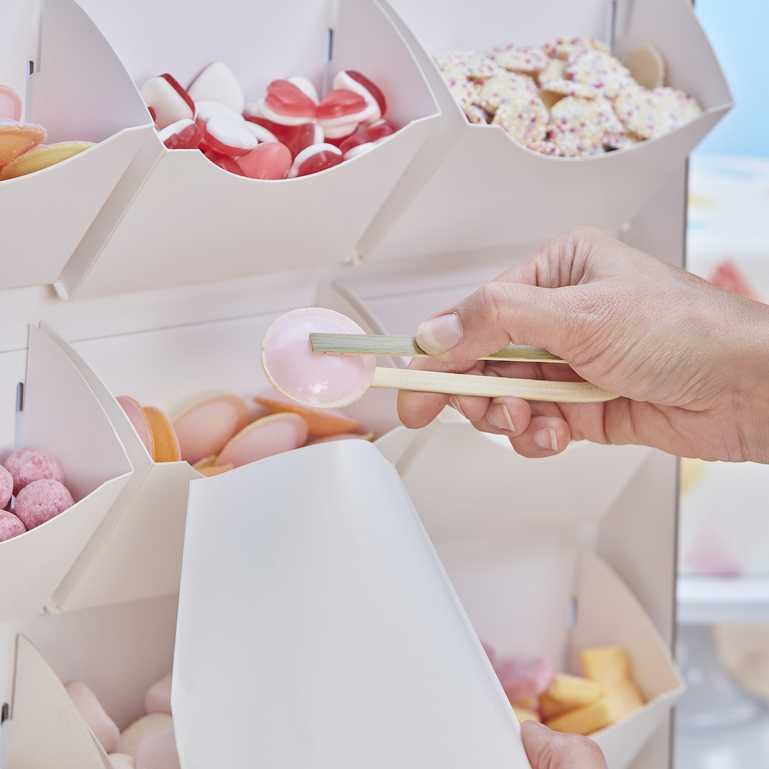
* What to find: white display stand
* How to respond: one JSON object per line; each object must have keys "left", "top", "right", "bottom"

{"left": 0, "top": 0, "right": 729, "bottom": 767}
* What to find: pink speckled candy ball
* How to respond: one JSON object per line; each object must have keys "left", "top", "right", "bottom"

{"left": 0, "top": 510, "right": 26, "bottom": 542}
{"left": 4, "top": 447, "right": 64, "bottom": 495}
{"left": 14, "top": 478, "right": 74, "bottom": 530}
{"left": 0, "top": 464, "right": 12, "bottom": 508}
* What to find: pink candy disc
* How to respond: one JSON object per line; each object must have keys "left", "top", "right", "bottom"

{"left": 288, "top": 143, "right": 342, "bottom": 178}
{"left": 202, "top": 114, "right": 257, "bottom": 157}
{"left": 141, "top": 74, "right": 195, "bottom": 130}
{"left": 236, "top": 142, "right": 292, "bottom": 180}
{"left": 158, "top": 119, "right": 205, "bottom": 150}
{"left": 172, "top": 393, "right": 249, "bottom": 465}
{"left": 188, "top": 62, "right": 244, "bottom": 114}
{"left": 4, "top": 447, "right": 64, "bottom": 495}
{"left": 14, "top": 478, "right": 74, "bottom": 530}
{"left": 0, "top": 85, "right": 22, "bottom": 121}
{"left": 261, "top": 307, "right": 376, "bottom": 408}
{"left": 0, "top": 464, "right": 12, "bottom": 508}
{"left": 316, "top": 89, "right": 373, "bottom": 126}
{"left": 333, "top": 70, "right": 387, "bottom": 121}
{"left": 117, "top": 395, "right": 155, "bottom": 456}
{"left": 216, "top": 413, "right": 309, "bottom": 467}
{"left": 261, "top": 80, "right": 318, "bottom": 125}
{"left": 494, "top": 656, "right": 555, "bottom": 702}
{"left": 0, "top": 510, "right": 25, "bottom": 543}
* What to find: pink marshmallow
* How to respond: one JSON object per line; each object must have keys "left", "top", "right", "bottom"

{"left": 4, "top": 447, "right": 64, "bottom": 495}
{"left": 136, "top": 729, "right": 180, "bottom": 769}
{"left": 118, "top": 396, "right": 155, "bottom": 456}
{"left": 216, "top": 413, "right": 309, "bottom": 467}
{"left": 144, "top": 673, "right": 172, "bottom": 716}
{"left": 65, "top": 681, "right": 120, "bottom": 753}
{"left": 0, "top": 463, "right": 12, "bottom": 508}
{"left": 0, "top": 510, "right": 25, "bottom": 542}
{"left": 261, "top": 307, "right": 376, "bottom": 409}
{"left": 494, "top": 656, "right": 555, "bottom": 701}
{"left": 0, "top": 85, "right": 22, "bottom": 122}
{"left": 14, "top": 478, "right": 74, "bottom": 530}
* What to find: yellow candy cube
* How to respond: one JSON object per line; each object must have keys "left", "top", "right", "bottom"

{"left": 580, "top": 646, "right": 631, "bottom": 689}
{"left": 546, "top": 697, "right": 612, "bottom": 735}
{"left": 539, "top": 693, "right": 575, "bottom": 720}
{"left": 545, "top": 673, "right": 602, "bottom": 707}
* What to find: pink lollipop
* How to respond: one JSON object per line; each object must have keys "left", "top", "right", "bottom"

{"left": 262, "top": 308, "right": 375, "bottom": 409}
{"left": 0, "top": 85, "right": 22, "bottom": 121}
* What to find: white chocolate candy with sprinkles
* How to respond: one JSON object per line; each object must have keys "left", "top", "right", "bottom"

{"left": 545, "top": 36, "right": 609, "bottom": 61}
{"left": 566, "top": 49, "right": 634, "bottom": 98}
{"left": 622, "top": 44, "right": 667, "bottom": 90}
{"left": 476, "top": 73, "right": 537, "bottom": 114}
{"left": 614, "top": 85, "right": 702, "bottom": 140}
{"left": 435, "top": 51, "right": 498, "bottom": 81}
{"left": 492, "top": 92, "right": 548, "bottom": 146}
{"left": 538, "top": 58, "right": 566, "bottom": 84}
{"left": 549, "top": 96, "right": 622, "bottom": 156}
{"left": 493, "top": 45, "right": 548, "bottom": 74}
{"left": 540, "top": 78, "right": 601, "bottom": 99}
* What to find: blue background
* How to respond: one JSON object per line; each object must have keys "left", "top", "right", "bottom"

{"left": 696, "top": 0, "right": 769, "bottom": 157}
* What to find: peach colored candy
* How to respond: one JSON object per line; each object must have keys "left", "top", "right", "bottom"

{"left": 0, "top": 86, "right": 22, "bottom": 121}
{"left": 236, "top": 142, "right": 292, "bottom": 180}
{"left": 261, "top": 307, "right": 376, "bottom": 409}
{"left": 14, "top": 478, "right": 74, "bottom": 529}
{"left": 65, "top": 681, "right": 120, "bottom": 753}
{"left": 117, "top": 396, "right": 155, "bottom": 456}
{"left": 0, "top": 510, "right": 25, "bottom": 542}
{"left": 117, "top": 714, "right": 173, "bottom": 758}
{"left": 216, "top": 413, "right": 308, "bottom": 468}
{"left": 136, "top": 729, "right": 180, "bottom": 769}
{"left": 199, "top": 464, "right": 233, "bottom": 476}
{"left": 254, "top": 390, "right": 363, "bottom": 438}
{"left": 0, "top": 121, "right": 45, "bottom": 169}
{"left": 144, "top": 673, "right": 172, "bottom": 715}
{"left": 308, "top": 432, "right": 373, "bottom": 444}
{"left": 143, "top": 407, "right": 181, "bottom": 463}
{"left": 109, "top": 754, "right": 136, "bottom": 769}
{"left": 0, "top": 464, "right": 12, "bottom": 508}
{"left": 4, "top": 447, "right": 64, "bottom": 495}
{"left": 0, "top": 141, "right": 93, "bottom": 181}
{"left": 172, "top": 393, "right": 249, "bottom": 465}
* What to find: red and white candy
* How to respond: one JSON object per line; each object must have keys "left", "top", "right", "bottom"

{"left": 316, "top": 89, "right": 374, "bottom": 128}
{"left": 202, "top": 114, "right": 257, "bottom": 157}
{"left": 288, "top": 143, "right": 342, "bottom": 178}
{"left": 158, "top": 119, "right": 205, "bottom": 150}
{"left": 259, "top": 79, "right": 317, "bottom": 126}
{"left": 237, "top": 142, "right": 292, "bottom": 180}
{"left": 333, "top": 70, "right": 387, "bottom": 122}
{"left": 188, "top": 62, "right": 244, "bottom": 114}
{"left": 141, "top": 74, "right": 195, "bottom": 130}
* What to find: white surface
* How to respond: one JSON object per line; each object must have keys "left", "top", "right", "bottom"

{"left": 678, "top": 576, "right": 769, "bottom": 624}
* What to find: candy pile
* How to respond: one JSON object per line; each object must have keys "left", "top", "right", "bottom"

{"left": 118, "top": 390, "right": 372, "bottom": 474}
{"left": 0, "top": 448, "right": 75, "bottom": 542}
{"left": 140, "top": 62, "right": 398, "bottom": 179}
{"left": 0, "top": 84, "right": 93, "bottom": 181}
{"left": 67, "top": 673, "right": 176, "bottom": 769}
{"left": 485, "top": 643, "right": 645, "bottom": 734}
{"left": 436, "top": 38, "right": 702, "bottom": 157}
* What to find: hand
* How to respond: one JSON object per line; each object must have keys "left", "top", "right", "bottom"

{"left": 398, "top": 227, "right": 769, "bottom": 462}
{"left": 522, "top": 722, "right": 607, "bottom": 769}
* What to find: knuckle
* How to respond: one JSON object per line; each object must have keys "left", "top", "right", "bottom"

{"left": 477, "top": 281, "right": 510, "bottom": 324}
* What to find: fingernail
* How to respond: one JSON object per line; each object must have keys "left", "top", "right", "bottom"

{"left": 487, "top": 402, "right": 516, "bottom": 434}
{"left": 416, "top": 313, "right": 463, "bottom": 355}
{"left": 534, "top": 428, "right": 559, "bottom": 452}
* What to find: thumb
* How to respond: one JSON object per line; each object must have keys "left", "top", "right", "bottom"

{"left": 415, "top": 281, "right": 577, "bottom": 365}
{"left": 521, "top": 722, "right": 608, "bottom": 769}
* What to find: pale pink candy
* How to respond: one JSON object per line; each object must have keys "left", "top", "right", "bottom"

{"left": 0, "top": 85, "right": 22, "bottom": 121}
{"left": 144, "top": 673, "right": 172, "bottom": 715}
{"left": 188, "top": 62, "right": 244, "bottom": 114}
{"left": 109, "top": 754, "right": 136, "bottom": 769}
{"left": 4, "top": 447, "right": 64, "bottom": 495}
{"left": 117, "top": 714, "right": 173, "bottom": 758}
{"left": 216, "top": 413, "right": 309, "bottom": 467}
{"left": 172, "top": 394, "right": 249, "bottom": 466}
{"left": 261, "top": 307, "right": 376, "bottom": 409}
{"left": 203, "top": 114, "right": 257, "bottom": 157}
{"left": 14, "top": 478, "right": 74, "bottom": 529}
{"left": 65, "top": 681, "right": 120, "bottom": 753}
{"left": 236, "top": 142, "right": 292, "bottom": 180}
{"left": 343, "top": 141, "right": 376, "bottom": 161}
{"left": 141, "top": 75, "right": 195, "bottom": 130}
{"left": 0, "top": 464, "right": 12, "bottom": 508}
{"left": 0, "top": 510, "right": 25, "bottom": 542}
{"left": 333, "top": 70, "right": 383, "bottom": 121}
{"left": 117, "top": 395, "right": 155, "bottom": 456}
{"left": 287, "top": 76, "right": 319, "bottom": 104}
{"left": 136, "top": 729, "right": 180, "bottom": 769}
{"left": 494, "top": 656, "right": 554, "bottom": 701}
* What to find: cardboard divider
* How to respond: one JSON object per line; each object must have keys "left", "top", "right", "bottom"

{"left": 175, "top": 441, "right": 530, "bottom": 769}
{"left": 363, "top": 0, "right": 732, "bottom": 262}
{"left": 53, "top": 0, "right": 441, "bottom": 299}
{"left": 0, "top": 327, "right": 132, "bottom": 623}
{"left": 0, "top": 0, "right": 153, "bottom": 291}
{"left": 380, "top": 418, "right": 680, "bottom": 769}
{"left": 6, "top": 636, "right": 112, "bottom": 769}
